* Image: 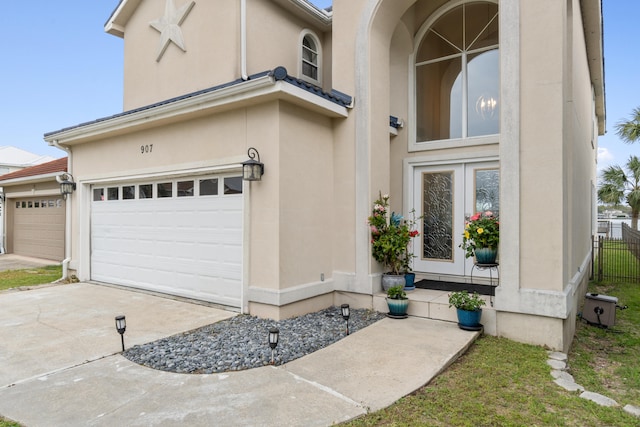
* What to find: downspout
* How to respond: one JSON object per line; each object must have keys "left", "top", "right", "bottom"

{"left": 240, "top": 0, "right": 248, "bottom": 80}
{"left": 0, "top": 187, "right": 4, "bottom": 254}
{"left": 50, "top": 139, "right": 72, "bottom": 281}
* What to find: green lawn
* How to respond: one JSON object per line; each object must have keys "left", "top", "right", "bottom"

{"left": 342, "top": 279, "right": 640, "bottom": 426}
{"left": 0, "top": 265, "right": 62, "bottom": 291}
{"left": 0, "top": 418, "right": 20, "bottom": 427}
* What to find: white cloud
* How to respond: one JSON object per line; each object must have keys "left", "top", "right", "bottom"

{"left": 598, "top": 147, "right": 614, "bottom": 163}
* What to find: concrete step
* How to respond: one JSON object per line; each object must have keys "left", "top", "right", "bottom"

{"left": 373, "top": 288, "right": 497, "bottom": 335}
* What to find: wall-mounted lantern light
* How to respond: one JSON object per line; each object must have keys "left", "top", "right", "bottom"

{"left": 115, "top": 315, "right": 126, "bottom": 352}
{"left": 341, "top": 304, "right": 350, "bottom": 335}
{"left": 58, "top": 173, "right": 76, "bottom": 199}
{"left": 242, "top": 147, "right": 264, "bottom": 181}
{"left": 268, "top": 327, "right": 279, "bottom": 364}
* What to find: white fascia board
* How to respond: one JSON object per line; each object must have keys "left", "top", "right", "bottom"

{"left": 104, "top": 0, "right": 143, "bottom": 38}
{"left": 44, "top": 75, "right": 348, "bottom": 146}
{"left": 0, "top": 173, "right": 61, "bottom": 187}
{"left": 271, "top": 0, "right": 332, "bottom": 30}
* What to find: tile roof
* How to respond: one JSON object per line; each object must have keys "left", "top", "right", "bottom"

{"left": 0, "top": 157, "right": 67, "bottom": 182}
{"left": 45, "top": 68, "right": 353, "bottom": 137}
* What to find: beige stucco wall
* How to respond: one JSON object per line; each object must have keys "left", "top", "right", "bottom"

{"left": 121, "top": 0, "right": 331, "bottom": 111}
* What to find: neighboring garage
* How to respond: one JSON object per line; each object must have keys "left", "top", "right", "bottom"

{"left": 0, "top": 157, "right": 68, "bottom": 262}
{"left": 11, "top": 196, "right": 65, "bottom": 261}
{"left": 90, "top": 174, "right": 244, "bottom": 308}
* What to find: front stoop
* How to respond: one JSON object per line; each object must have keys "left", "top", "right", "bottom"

{"left": 373, "top": 288, "right": 497, "bottom": 336}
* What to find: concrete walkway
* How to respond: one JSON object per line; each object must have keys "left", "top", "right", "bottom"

{"left": 0, "top": 253, "right": 59, "bottom": 272}
{"left": 0, "top": 283, "right": 479, "bottom": 426}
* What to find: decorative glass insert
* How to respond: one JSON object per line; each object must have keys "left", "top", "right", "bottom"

{"left": 93, "top": 188, "right": 104, "bottom": 201}
{"left": 416, "top": 2, "right": 499, "bottom": 142}
{"left": 107, "top": 187, "right": 119, "bottom": 201}
{"left": 224, "top": 177, "right": 243, "bottom": 194}
{"left": 177, "top": 180, "right": 194, "bottom": 197}
{"left": 139, "top": 184, "right": 153, "bottom": 199}
{"left": 474, "top": 168, "right": 500, "bottom": 215}
{"left": 422, "top": 171, "right": 454, "bottom": 260}
{"left": 200, "top": 178, "right": 218, "bottom": 196}
{"left": 157, "top": 182, "right": 172, "bottom": 198}
{"left": 123, "top": 186, "right": 135, "bottom": 200}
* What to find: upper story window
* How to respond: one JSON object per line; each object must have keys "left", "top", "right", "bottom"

{"left": 300, "top": 31, "right": 321, "bottom": 84}
{"left": 415, "top": 2, "right": 499, "bottom": 142}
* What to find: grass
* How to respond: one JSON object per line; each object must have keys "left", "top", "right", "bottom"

{"left": 342, "top": 278, "right": 640, "bottom": 426}
{"left": 0, "top": 265, "right": 62, "bottom": 291}
{"left": 0, "top": 418, "right": 20, "bottom": 427}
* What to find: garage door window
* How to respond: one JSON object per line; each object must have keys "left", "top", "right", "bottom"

{"left": 200, "top": 178, "right": 218, "bottom": 196}
{"left": 123, "top": 186, "right": 135, "bottom": 200}
{"left": 158, "top": 182, "right": 172, "bottom": 198}
{"left": 224, "top": 177, "right": 242, "bottom": 194}
{"left": 177, "top": 181, "right": 194, "bottom": 197}
{"left": 139, "top": 184, "right": 153, "bottom": 199}
{"left": 93, "top": 189, "right": 104, "bottom": 201}
{"left": 107, "top": 187, "right": 119, "bottom": 200}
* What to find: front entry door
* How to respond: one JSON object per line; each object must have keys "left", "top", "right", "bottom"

{"left": 412, "top": 162, "right": 499, "bottom": 277}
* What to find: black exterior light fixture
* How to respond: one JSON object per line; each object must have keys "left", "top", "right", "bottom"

{"left": 268, "top": 327, "right": 279, "bottom": 364}
{"left": 242, "top": 147, "right": 264, "bottom": 181}
{"left": 115, "top": 315, "right": 126, "bottom": 352}
{"left": 341, "top": 304, "right": 351, "bottom": 335}
{"left": 58, "top": 173, "right": 76, "bottom": 199}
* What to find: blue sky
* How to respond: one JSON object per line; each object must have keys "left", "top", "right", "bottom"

{"left": 1, "top": 0, "right": 637, "bottom": 173}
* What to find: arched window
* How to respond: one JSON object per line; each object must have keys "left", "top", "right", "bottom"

{"left": 415, "top": 2, "right": 499, "bottom": 142}
{"left": 300, "top": 31, "right": 321, "bottom": 83}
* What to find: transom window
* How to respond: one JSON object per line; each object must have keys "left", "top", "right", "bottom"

{"left": 415, "top": 2, "right": 499, "bottom": 142}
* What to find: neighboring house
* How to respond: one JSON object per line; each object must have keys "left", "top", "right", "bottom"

{"left": 0, "top": 157, "right": 68, "bottom": 260}
{"left": 42, "top": 0, "right": 604, "bottom": 352}
{"left": 0, "top": 146, "right": 56, "bottom": 176}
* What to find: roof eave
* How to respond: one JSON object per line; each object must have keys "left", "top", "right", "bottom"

{"left": 271, "top": 0, "right": 332, "bottom": 31}
{"left": 44, "top": 75, "right": 348, "bottom": 146}
{"left": 581, "top": 0, "right": 606, "bottom": 135}
{"left": 0, "top": 172, "right": 63, "bottom": 187}
{"left": 104, "top": 0, "right": 143, "bottom": 38}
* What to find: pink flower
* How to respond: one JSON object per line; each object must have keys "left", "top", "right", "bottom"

{"left": 371, "top": 225, "right": 379, "bottom": 233}
{"left": 409, "top": 230, "right": 419, "bottom": 237}
{"left": 485, "top": 211, "right": 493, "bottom": 217}
{"left": 470, "top": 213, "right": 481, "bottom": 221}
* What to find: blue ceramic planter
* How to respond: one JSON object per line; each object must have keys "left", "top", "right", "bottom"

{"left": 387, "top": 298, "right": 409, "bottom": 317}
{"left": 404, "top": 272, "right": 416, "bottom": 290}
{"left": 475, "top": 247, "right": 497, "bottom": 264}
{"left": 456, "top": 308, "right": 482, "bottom": 327}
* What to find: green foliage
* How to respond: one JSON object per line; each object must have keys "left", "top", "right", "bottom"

{"left": 448, "top": 291, "right": 486, "bottom": 311}
{"left": 0, "top": 417, "right": 21, "bottom": 427}
{"left": 342, "top": 335, "right": 639, "bottom": 427}
{"left": 0, "top": 265, "right": 62, "bottom": 291}
{"left": 386, "top": 285, "right": 407, "bottom": 300}
{"left": 598, "top": 155, "right": 640, "bottom": 228}
{"left": 614, "top": 106, "right": 640, "bottom": 144}
{"left": 368, "top": 193, "right": 420, "bottom": 275}
{"left": 459, "top": 211, "right": 499, "bottom": 258}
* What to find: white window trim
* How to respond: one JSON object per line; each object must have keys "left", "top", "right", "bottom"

{"left": 408, "top": 0, "right": 500, "bottom": 153}
{"left": 298, "top": 29, "right": 322, "bottom": 85}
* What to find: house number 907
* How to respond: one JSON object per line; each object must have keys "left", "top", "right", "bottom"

{"left": 141, "top": 144, "right": 153, "bottom": 154}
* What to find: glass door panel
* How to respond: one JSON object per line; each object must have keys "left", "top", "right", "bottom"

{"left": 413, "top": 162, "right": 499, "bottom": 277}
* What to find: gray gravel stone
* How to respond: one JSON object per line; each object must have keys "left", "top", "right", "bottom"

{"left": 547, "top": 351, "right": 568, "bottom": 362}
{"left": 554, "top": 377, "right": 584, "bottom": 392}
{"left": 547, "top": 359, "right": 566, "bottom": 370}
{"left": 624, "top": 404, "right": 640, "bottom": 417}
{"left": 579, "top": 391, "right": 619, "bottom": 407}
{"left": 124, "top": 307, "right": 385, "bottom": 374}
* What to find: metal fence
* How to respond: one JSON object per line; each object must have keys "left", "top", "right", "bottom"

{"left": 592, "top": 222, "right": 640, "bottom": 282}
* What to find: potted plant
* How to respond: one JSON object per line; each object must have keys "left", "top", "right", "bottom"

{"left": 386, "top": 285, "right": 409, "bottom": 318}
{"left": 459, "top": 211, "right": 499, "bottom": 264}
{"left": 368, "top": 193, "right": 421, "bottom": 290}
{"left": 448, "top": 291, "right": 486, "bottom": 330}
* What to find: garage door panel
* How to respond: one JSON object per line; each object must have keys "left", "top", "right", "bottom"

{"left": 91, "top": 178, "right": 242, "bottom": 307}
{"left": 12, "top": 197, "right": 65, "bottom": 261}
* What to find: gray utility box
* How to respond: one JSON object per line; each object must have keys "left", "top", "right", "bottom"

{"left": 583, "top": 293, "right": 618, "bottom": 327}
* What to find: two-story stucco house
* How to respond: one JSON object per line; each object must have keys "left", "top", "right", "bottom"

{"left": 42, "top": 0, "right": 605, "bottom": 352}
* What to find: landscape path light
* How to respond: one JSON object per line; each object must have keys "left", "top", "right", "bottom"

{"left": 341, "top": 304, "right": 350, "bottom": 335}
{"left": 268, "top": 327, "right": 279, "bottom": 365}
{"left": 115, "top": 315, "right": 126, "bottom": 352}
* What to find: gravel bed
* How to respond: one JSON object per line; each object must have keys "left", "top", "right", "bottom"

{"left": 123, "top": 307, "right": 385, "bottom": 374}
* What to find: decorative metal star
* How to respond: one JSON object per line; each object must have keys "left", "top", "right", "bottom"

{"left": 149, "top": 0, "right": 196, "bottom": 62}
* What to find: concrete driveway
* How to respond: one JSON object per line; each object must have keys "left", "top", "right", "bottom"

{"left": 0, "top": 282, "right": 478, "bottom": 426}
{"left": 0, "top": 254, "right": 59, "bottom": 272}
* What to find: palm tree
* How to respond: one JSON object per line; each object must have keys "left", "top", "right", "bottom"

{"left": 598, "top": 156, "right": 640, "bottom": 229}
{"left": 615, "top": 107, "right": 640, "bottom": 143}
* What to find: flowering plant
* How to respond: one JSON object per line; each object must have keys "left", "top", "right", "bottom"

{"left": 368, "top": 193, "right": 421, "bottom": 275}
{"left": 459, "top": 211, "right": 499, "bottom": 258}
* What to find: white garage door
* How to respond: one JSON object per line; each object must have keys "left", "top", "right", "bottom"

{"left": 91, "top": 175, "right": 243, "bottom": 307}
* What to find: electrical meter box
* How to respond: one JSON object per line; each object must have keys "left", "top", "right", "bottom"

{"left": 583, "top": 293, "right": 618, "bottom": 327}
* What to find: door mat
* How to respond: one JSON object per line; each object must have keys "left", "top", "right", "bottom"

{"left": 414, "top": 279, "right": 495, "bottom": 296}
